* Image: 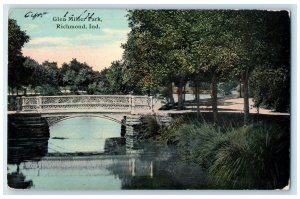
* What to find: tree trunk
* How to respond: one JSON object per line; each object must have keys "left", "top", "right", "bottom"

{"left": 167, "top": 82, "right": 175, "bottom": 104}
{"left": 183, "top": 84, "right": 186, "bottom": 102}
{"left": 239, "top": 81, "right": 242, "bottom": 98}
{"left": 211, "top": 73, "right": 218, "bottom": 124}
{"left": 177, "top": 78, "right": 184, "bottom": 110}
{"left": 195, "top": 77, "right": 200, "bottom": 119}
{"left": 147, "top": 86, "right": 151, "bottom": 96}
{"left": 243, "top": 71, "right": 250, "bottom": 125}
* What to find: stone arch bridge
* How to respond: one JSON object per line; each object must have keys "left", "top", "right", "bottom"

{"left": 9, "top": 95, "right": 172, "bottom": 154}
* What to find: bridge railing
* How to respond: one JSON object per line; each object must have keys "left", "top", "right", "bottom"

{"left": 18, "top": 95, "right": 153, "bottom": 113}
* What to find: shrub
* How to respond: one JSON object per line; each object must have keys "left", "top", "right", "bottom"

{"left": 8, "top": 95, "right": 19, "bottom": 111}
{"left": 158, "top": 116, "right": 185, "bottom": 144}
{"left": 212, "top": 124, "right": 290, "bottom": 189}
{"left": 171, "top": 121, "right": 290, "bottom": 189}
{"left": 140, "top": 116, "right": 160, "bottom": 139}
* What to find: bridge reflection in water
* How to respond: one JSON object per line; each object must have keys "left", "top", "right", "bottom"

{"left": 7, "top": 115, "right": 158, "bottom": 189}
{"left": 17, "top": 156, "right": 154, "bottom": 178}
{"left": 7, "top": 130, "right": 209, "bottom": 190}
{"left": 7, "top": 98, "right": 209, "bottom": 190}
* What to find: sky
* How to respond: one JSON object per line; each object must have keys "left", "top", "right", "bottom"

{"left": 9, "top": 9, "right": 130, "bottom": 71}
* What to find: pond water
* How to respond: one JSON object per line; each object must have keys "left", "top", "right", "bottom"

{"left": 48, "top": 117, "right": 121, "bottom": 153}
{"left": 7, "top": 117, "right": 211, "bottom": 190}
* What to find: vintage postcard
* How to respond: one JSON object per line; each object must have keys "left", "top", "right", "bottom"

{"left": 6, "top": 8, "right": 291, "bottom": 191}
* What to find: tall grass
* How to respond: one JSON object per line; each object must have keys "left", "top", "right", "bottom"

{"left": 160, "top": 119, "right": 290, "bottom": 189}
{"left": 158, "top": 116, "right": 185, "bottom": 145}
{"left": 141, "top": 116, "right": 160, "bottom": 139}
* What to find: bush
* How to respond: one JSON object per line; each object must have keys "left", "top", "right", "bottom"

{"left": 218, "top": 80, "right": 239, "bottom": 96}
{"left": 167, "top": 121, "right": 290, "bottom": 189}
{"left": 209, "top": 124, "right": 290, "bottom": 189}
{"left": 140, "top": 116, "right": 160, "bottom": 139}
{"left": 158, "top": 116, "right": 185, "bottom": 144}
{"left": 8, "top": 95, "right": 18, "bottom": 111}
{"left": 250, "top": 68, "right": 290, "bottom": 112}
{"left": 35, "top": 84, "right": 61, "bottom": 96}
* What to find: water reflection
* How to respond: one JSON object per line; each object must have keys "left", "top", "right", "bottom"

{"left": 8, "top": 117, "right": 211, "bottom": 190}
{"left": 104, "top": 137, "right": 126, "bottom": 155}
{"left": 7, "top": 118, "right": 49, "bottom": 189}
{"left": 7, "top": 165, "right": 33, "bottom": 189}
{"left": 8, "top": 148, "right": 210, "bottom": 190}
{"left": 108, "top": 145, "right": 211, "bottom": 189}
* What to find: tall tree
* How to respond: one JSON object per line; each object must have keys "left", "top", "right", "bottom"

{"left": 123, "top": 10, "right": 170, "bottom": 96}
{"left": 8, "top": 19, "right": 30, "bottom": 94}
{"left": 230, "top": 10, "right": 290, "bottom": 122}
{"left": 123, "top": 10, "right": 195, "bottom": 109}
{"left": 249, "top": 11, "right": 290, "bottom": 112}
{"left": 189, "top": 10, "right": 237, "bottom": 122}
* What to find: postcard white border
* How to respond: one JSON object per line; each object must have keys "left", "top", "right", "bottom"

{"left": 1, "top": 1, "right": 299, "bottom": 199}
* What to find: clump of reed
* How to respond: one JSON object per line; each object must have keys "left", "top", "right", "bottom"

{"left": 159, "top": 119, "right": 290, "bottom": 189}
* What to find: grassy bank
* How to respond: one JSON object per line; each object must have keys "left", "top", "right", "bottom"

{"left": 140, "top": 113, "right": 290, "bottom": 189}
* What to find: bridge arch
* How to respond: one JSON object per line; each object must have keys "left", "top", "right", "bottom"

{"left": 44, "top": 114, "right": 127, "bottom": 127}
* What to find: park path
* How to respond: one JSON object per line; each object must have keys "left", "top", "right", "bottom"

{"left": 153, "top": 97, "right": 289, "bottom": 116}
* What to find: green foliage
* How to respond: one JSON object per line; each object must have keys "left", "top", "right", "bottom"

{"left": 60, "top": 58, "right": 96, "bottom": 94}
{"left": 21, "top": 57, "right": 104, "bottom": 95}
{"left": 123, "top": 10, "right": 193, "bottom": 95}
{"left": 123, "top": 10, "right": 290, "bottom": 121}
{"left": 250, "top": 67, "right": 290, "bottom": 112}
{"left": 173, "top": 122, "right": 226, "bottom": 169}
{"left": 23, "top": 58, "right": 61, "bottom": 95}
{"left": 208, "top": 124, "right": 290, "bottom": 189}
{"left": 8, "top": 19, "right": 30, "bottom": 58}
{"left": 218, "top": 80, "right": 239, "bottom": 96}
{"left": 139, "top": 116, "right": 160, "bottom": 139}
{"left": 87, "top": 82, "right": 98, "bottom": 94}
{"left": 158, "top": 116, "right": 185, "bottom": 145}
{"left": 40, "top": 61, "right": 60, "bottom": 87}
{"left": 123, "top": 10, "right": 237, "bottom": 86}
{"left": 35, "top": 84, "right": 60, "bottom": 96}
{"left": 8, "top": 19, "right": 31, "bottom": 90}
{"left": 97, "top": 60, "right": 144, "bottom": 95}
{"left": 105, "top": 61, "right": 131, "bottom": 94}
{"left": 23, "top": 57, "right": 40, "bottom": 87}
{"left": 8, "top": 96, "right": 19, "bottom": 111}
{"left": 165, "top": 121, "right": 290, "bottom": 189}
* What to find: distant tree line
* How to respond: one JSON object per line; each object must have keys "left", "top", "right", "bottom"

{"left": 8, "top": 19, "right": 137, "bottom": 96}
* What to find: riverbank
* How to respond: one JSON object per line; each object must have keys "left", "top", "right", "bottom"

{"left": 156, "top": 115, "right": 290, "bottom": 189}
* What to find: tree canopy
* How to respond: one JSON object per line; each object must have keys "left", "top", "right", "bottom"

{"left": 122, "top": 9, "right": 290, "bottom": 117}
{"left": 8, "top": 19, "right": 31, "bottom": 91}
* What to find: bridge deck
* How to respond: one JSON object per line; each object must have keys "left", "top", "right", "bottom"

{"left": 17, "top": 95, "right": 153, "bottom": 114}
